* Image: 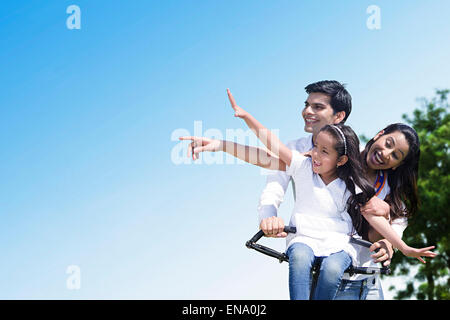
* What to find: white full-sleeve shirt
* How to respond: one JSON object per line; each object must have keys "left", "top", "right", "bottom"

{"left": 256, "top": 136, "right": 408, "bottom": 280}
{"left": 257, "top": 135, "right": 313, "bottom": 224}
{"left": 284, "top": 150, "right": 358, "bottom": 264}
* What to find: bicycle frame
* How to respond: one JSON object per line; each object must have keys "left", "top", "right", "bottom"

{"left": 245, "top": 226, "right": 391, "bottom": 276}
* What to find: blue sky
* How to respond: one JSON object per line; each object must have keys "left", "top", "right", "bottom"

{"left": 0, "top": 0, "right": 449, "bottom": 299}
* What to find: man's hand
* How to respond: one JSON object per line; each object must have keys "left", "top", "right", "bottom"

{"left": 369, "top": 239, "right": 394, "bottom": 267}
{"left": 227, "top": 88, "right": 249, "bottom": 119}
{"left": 260, "top": 216, "right": 287, "bottom": 238}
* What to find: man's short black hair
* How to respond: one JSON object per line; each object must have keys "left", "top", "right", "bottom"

{"left": 305, "top": 80, "right": 352, "bottom": 123}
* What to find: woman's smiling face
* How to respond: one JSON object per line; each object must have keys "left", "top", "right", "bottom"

{"left": 366, "top": 130, "right": 410, "bottom": 171}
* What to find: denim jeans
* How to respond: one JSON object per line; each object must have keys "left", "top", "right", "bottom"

{"left": 286, "top": 242, "right": 352, "bottom": 300}
{"left": 334, "top": 276, "right": 384, "bottom": 300}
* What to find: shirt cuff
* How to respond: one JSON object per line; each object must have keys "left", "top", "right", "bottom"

{"left": 257, "top": 204, "right": 277, "bottom": 225}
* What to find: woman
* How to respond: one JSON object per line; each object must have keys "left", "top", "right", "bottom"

{"left": 335, "top": 123, "right": 426, "bottom": 300}
{"left": 180, "top": 90, "right": 433, "bottom": 299}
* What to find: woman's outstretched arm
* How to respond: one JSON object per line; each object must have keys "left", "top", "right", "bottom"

{"left": 361, "top": 211, "right": 437, "bottom": 263}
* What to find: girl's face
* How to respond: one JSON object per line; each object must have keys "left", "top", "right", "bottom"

{"left": 311, "top": 131, "right": 346, "bottom": 177}
{"left": 366, "top": 131, "right": 410, "bottom": 171}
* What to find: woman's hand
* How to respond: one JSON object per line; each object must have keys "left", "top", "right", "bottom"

{"left": 178, "top": 136, "right": 222, "bottom": 161}
{"left": 400, "top": 245, "right": 438, "bottom": 264}
{"left": 227, "top": 88, "right": 249, "bottom": 119}
{"left": 360, "top": 196, "right": 390, "bottom": 220}
{"left": 259, "top": 216, "right": 287, "bottom": 238}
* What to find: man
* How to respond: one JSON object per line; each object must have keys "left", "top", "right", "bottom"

{"left": 179, "top": 82, "right": 395, "bottom": 299}
{"left": 257, "top": 80, "right": 394, "bottom": 300}
{"left": 258, "top": 80, "right": 352, "bottom": 236}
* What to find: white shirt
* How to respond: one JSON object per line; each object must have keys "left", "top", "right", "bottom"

{"left": 284, "top": 150, "right": 358, "bottom": 265}
{"left": 257, "top": 135, "right": 313, "bottom": 224}
{"left": 256, "top": 136, "right": 408, "bottom": 280}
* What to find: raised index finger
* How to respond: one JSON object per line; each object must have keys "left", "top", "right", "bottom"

{"left": 179, "top": 136, "right": 194, "bottom": 141}
{"left": 179, "top": 136, "right": 205, "bottom": 143}
{"left": 227, "top": 88, "right": 238, "bottom": 111}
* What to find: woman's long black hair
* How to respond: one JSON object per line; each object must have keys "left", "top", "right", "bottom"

{"left": 319, "top": 124, "right": 375, "bottom": 237}
{"left": 361, "top": 123, "right": 421, "bottom": 220}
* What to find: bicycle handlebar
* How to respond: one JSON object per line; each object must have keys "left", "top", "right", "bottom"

{"left": 349, "top": 237, "right": 373, "bottom": 249}
{"left": 245, "top": 226, "right": 391, "bottom": 275}
{"left": 249, "top": 226, "right": 297, "bottom": 243}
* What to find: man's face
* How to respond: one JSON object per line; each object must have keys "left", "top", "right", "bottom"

{"left": 301, "top": 92, "right": 340, "bottom": 137}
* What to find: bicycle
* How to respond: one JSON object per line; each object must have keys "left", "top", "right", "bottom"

{"left": 245, "top": 226, "right": 391, "bottom": 276}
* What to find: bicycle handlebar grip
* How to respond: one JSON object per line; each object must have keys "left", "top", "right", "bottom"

{"left": 249, "top": 226, "right": 297, "bottom": 244}
{"left": 283, "top": 226, "right": 297, "bottom": 234}
{"left": 349, "top": 237, "right": 373, "bottom": 249}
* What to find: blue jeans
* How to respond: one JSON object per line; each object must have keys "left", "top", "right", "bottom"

{"left": 334, "top": 276, "right": 384, "bottom": 300}
{"left": 286, "top": 242, "right": 352, "bottom": 300}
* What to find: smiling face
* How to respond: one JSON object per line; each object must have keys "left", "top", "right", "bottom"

{"left": 302, "top": 92, "right": 344, "bottom": 137}
{"left": 311, "top": 131, "right": 345, "bottom": 178}
{"left": 366, "top": 131, "right": 410, "bottom": 171}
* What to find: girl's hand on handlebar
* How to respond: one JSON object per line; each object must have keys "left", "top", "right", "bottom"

{"left": 260, "top": 216, "right": 287, "bottom": 238}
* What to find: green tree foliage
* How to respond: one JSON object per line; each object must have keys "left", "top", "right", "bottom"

{"left": 388, "top": 89, "right": 450, "bottom": 300}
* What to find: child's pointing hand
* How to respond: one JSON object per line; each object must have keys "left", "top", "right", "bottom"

{"left": 179, "top": 136, "right": 222, "bottom": 161}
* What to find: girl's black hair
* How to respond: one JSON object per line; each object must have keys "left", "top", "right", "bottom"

{"left": 361, "top": 123, "right": 420, "bottom": 220}
{"left": 319, "top": 124, "right": 375, "bottom": 237}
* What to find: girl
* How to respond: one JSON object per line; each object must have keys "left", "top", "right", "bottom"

{"left": 180, "top": 89, "right": 436, "bottom": 299}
